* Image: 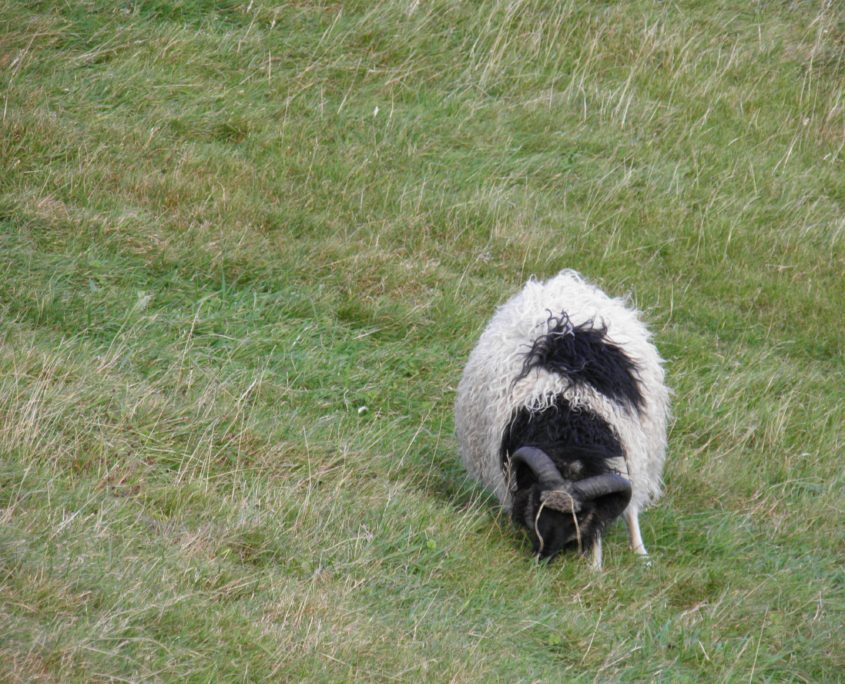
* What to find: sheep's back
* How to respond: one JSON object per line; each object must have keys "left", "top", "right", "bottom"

{"left": 455, "top": 270, "right": 669, "bottom": 511}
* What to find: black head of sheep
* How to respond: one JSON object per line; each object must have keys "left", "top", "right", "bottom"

{"left": 508, "top": 446, "right": 632, "bottom": 560}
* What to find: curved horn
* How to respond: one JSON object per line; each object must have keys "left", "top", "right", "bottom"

{"left": 510, "top": 446, "right": 565, "bottom": 487}
{"left": 571, "top": 473, "right": 632, "bottom": 503}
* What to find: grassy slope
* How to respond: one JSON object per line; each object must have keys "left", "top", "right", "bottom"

{"left": 1, "top": 0, "right": 843, "bottom": 680}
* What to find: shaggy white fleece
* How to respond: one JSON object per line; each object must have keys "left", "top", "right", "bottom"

{"left": 455, "top": 270, "right": 670, "bottom": 516}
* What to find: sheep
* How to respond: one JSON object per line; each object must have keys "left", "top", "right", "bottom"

{"left": 454, "top": 269, "right": 669, "bottom": 568}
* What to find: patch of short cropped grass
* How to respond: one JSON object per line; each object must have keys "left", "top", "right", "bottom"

{"left": 1, "top": 0, "right": 843, "bottom": 681}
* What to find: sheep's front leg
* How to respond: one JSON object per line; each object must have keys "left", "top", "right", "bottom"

{"left": 589, "top": 536, "right": 603, "bottom": 570}
{"left": 623, "top": 507, "right": 648, "bottom": 557}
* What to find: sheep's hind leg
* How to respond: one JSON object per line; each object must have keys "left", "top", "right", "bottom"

{"left": 624, "top": 507, "right": 648, "bottom": 557}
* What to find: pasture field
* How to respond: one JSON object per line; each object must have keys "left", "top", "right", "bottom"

{"left": 1, "top": 1, "right": 843, "bottom": 681}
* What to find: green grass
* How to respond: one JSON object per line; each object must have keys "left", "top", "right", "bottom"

{"left": 1, "top": 0, "right": 843, "bottom": 680}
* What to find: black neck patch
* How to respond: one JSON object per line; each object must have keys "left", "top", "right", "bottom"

{"left": 514, "top": 311, "right": 644, "bottom": 412}
{"left": 501, "top": 395, "right": 625, "bottom": 478}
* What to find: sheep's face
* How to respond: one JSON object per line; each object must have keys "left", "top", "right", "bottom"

{"left": 507, "top": 446, "right": 632, "bottom": 561}
{"left": 512, "top": 480, "right": 630, "bottom": 560}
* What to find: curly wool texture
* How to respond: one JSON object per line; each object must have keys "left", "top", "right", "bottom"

{"left": 455, "top": 270, "right": 670, "bottom": 513}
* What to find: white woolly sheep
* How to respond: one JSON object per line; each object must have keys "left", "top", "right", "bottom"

{"left": 455, "top": 269, "right": 670, "bottom": 568}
